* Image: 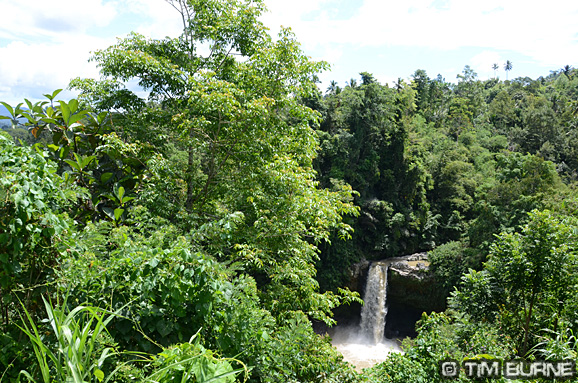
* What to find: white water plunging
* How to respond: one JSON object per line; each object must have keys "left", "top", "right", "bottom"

{"left": 330, "top": 259, "right": 402, "bottom": 371}
{"left": 359, "top": 260, "right": 391, "bottom": 344}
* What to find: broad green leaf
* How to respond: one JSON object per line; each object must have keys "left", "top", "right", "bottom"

{"left": 97, "top": 111, "right": 108, "bottom": 124}
{"left": 22, "top": 112, "right": 36, "bottom": 124}
{"left": 32, "top": 101, "right": 48, "bottom": 113}
{"left": 117, "top": 186, "right": 125, "bottom": 202}
{"left": 59, "top": 146, "right": 70, "bottom": 159}
{"left": 94, "top": 368, "right": 105, "bottom": 382}
{"left": 69, "top": 112, "right": 88, "bottom": 125}
{"left": 14, "top": 103, "right": 24, "bottom": 115}
{"left": 113, "top": 183, "right": 125, "bottom": 201}
{"left": 59, "top": 100, "right": 71, "bottom": 124}
{"left": 102, "top": 207, "right": 115, "bottom": 220}
{"left": 24, "top": 98, "right": 33, "bottom": 111}
{"left": 100, "top": 172, "right": 114, "bottom": 183}
{"left": 81, "top": 155, "right": 96, "bottom": 169}
{"left": 69, "top": 99, "right": 79, "bottom": 114}
{"left": 41, "top": 117, "right": 58, "bottom": 125}
{"left": 0, "top": 101, "right": 14, "bottom": 117}
{"left": 43, "top": 88, "right": 63, "bottom": 100}
{"left": 64, "top": 159, "right": 81, "bottom": 171}
{"left": 113, "top": 208, "right": 124, "bottom": 221}
{"left": 101, "top": 193, "right": 117, "bottom": 202}
{"left": 120, "top": 196, "right": 135, "bottom": 204}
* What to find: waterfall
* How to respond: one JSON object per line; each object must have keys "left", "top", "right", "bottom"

{"left": 330, "top": 257, "right": 407, "bottom": 370}
{"left": 359, "top": 260, "right": 391, "bottom": 344}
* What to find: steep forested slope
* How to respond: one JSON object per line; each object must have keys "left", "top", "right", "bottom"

{"left": 313, "top": 67, "right": 578, "bottom": 293}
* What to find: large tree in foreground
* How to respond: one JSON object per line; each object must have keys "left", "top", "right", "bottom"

{"left": 71, "top": 0, "right": 358, "bottom": 323}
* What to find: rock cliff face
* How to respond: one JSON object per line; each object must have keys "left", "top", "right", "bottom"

{"left": 346, "top": 259, "right": 370, "bottom": 294}
{"left": 385, "top": 253, "right": 446, "bottom": 337}
{"left": 387, "top": 252, "right": 446, "bottom": 313}
{"left": 346, "top": 253, "right": 445, "bottom": 312}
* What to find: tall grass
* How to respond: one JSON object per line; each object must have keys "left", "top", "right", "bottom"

{"left": 18, "top": 297, "right": 120, "bottom": 383}
{"left": 17, "top": 297, "right": 247, "bottom": 383}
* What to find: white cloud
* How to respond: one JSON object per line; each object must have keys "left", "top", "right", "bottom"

{"left": 373, "top": 73, "right": 401, "bottom": 88}
{"left": 262, "top": 0, "right": 578, "bottom": 68}
{"left": 0, "top": 0, "right": 120, "bottom": 103}
{"left": 123, "top": 0, "right": 183, "bottom": 38}
{"left": 1, "top": 0, "right": 577, "bottom": 104}
{"left": 262, "top": 0, "right": 329, "bottom": 33}
{"left": 0, "top": 0, "right": 182, "bottom": 104}
{"left": 0, "top": 0, "right": 118, "bottom": 41}
{"left": 0, "top": 35, "right": 111, "bottom": 104}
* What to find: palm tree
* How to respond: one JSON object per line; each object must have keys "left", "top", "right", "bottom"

{"left": 504, "top": 60, "right": 513, "bottom": 80}
{"left": 492, "top": 63, "right": 499, "bottom": 78}
{"left": 394, "top": 77, "right": 405, "bottom": 92}
{"left": 326, "top": 80, "right": 338, "bottom": 95}
{"left": 562, "top": 65, "right": 573, "bottom": 79}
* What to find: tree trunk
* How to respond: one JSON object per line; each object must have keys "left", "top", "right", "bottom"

{"left": 186, "top": 142, "right": 195, "bottom": 212}
{"left": 521, "top": 290, "right": 536, "bottom": 356}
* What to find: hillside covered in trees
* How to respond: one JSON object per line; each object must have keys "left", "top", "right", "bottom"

{"left": 1, "top": 0, "right": 578, "bottom": 382}
{"left": 313, "top": 65, "right": 578, "bottom": 292}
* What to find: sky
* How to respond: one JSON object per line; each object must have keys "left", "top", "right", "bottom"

{"left": 0, "top": 0, "right": 577, "bottom": 105}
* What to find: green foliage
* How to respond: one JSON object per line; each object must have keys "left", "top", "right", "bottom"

{"left": 0, "top": 94, "right": 150, "bottom": 224}
{"left": 428, "top": 240, "right": 470, "bottom": 294}
{"left": 61, "top": 224, "right": 226, "bottom": 352}
{"left": 452, "top": 210, "right": 578, "bottom": 356}
{"left": 368, "top": 311, "right": 514, "bottom": 383}
{"left": 449, "top": 268, "right": 498, "bottom": 322}
{"left": 488, "top": 210, "right": 577, "bottom": 356}
{"left": 58, "top": 216, "right": 357, "bottom": 382}
{"left": 314, "top": 74, "right": 433, "bottom": 290}
{"left": 66, "top": 0, "right": 358, "bottom": 326}
{"left": 488, "top": 90, "right": 517, "bottom": 133}
{"left": 1, "top": 16, "right": 363, "bottom": 382}
{"left": 366, "top": 352, "right": 429, "bottom": 383}
{"left": 314, "top": 66, "right": 578, "bottom": 298}
{"left": 0, "top": 138, "right": 81, "bottom": 334}
{"left": 16, "top": 296, "right": 247, "bottom": 383}
{"left": 468, "top": 152, "right": 563, "bottom": 250}
{"left": 150, "top": 339, "right": 245, "bottom": 383}
{"left": 254, "top": 312, "right": 359, "bottom": 383}
{"left": 533, "top": 328, "right": 578, "bottom": 361}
